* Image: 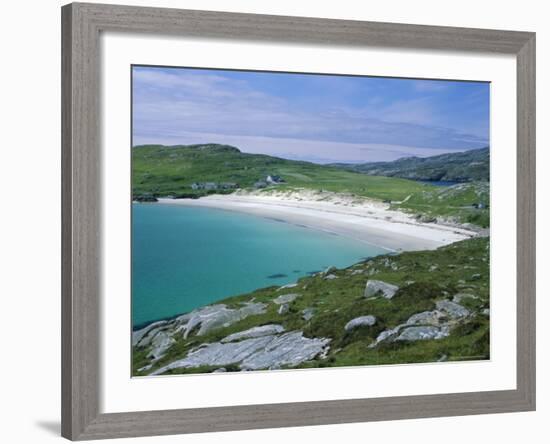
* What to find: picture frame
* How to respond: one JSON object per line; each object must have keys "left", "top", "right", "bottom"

{"left": 61, "top": 2, "right": 536, "bottom": 440}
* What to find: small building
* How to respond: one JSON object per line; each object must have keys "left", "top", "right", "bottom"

{"left": 204, "top": 182, "right": 218, "bottom": 190}
{"left": 266, "top": 175, "right": 285, "bottom": 184}
{"left": 220, "top": 182, "right": 238, "bottom": 190}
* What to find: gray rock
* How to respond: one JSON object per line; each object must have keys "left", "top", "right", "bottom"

{"left": 351, "top": 269, "right": 364, "bottom": 275}
{"left": 481, "top": 308, "right": 490, "bottom": 316}
{"left": 452, "top": 293, "right": 478, "bottom": 304}
{"left": 240, "top": 332, "right": 330, "bottom": 371}
{"left": 182, "top": 303, "right": 267, "bottom": 339}
{"left": 221, "top": 324, "right": 285, "bottom": 343}
{"left": 278, "top": 282, "right": 298, "bottom": 290}
{"left": 395, "top": 325, "right": 450, "bottom": 341}
{"left": 150, "top": 331, "right": 330, "bottom": 375}
{"left": 405, "top": 310, "right": 446, "bottom": 326}
{"left": 436, "top": 300, "right": 470, "bottom": 319}
{"left": 147, "top": 331, "right": 175, "bottom": 360}
{"left": 302, "top": 308, "right": 315, "bottom": 321}
{"left": 364, "top": 280, "right": 399, "bottom": 299}
{"left": 213, "top": 367, "right": 227, "bottom": 373}
{"left": 273, "top": 293, "right": 300, "bottom": 305}
{"left": 344, "top": 315, "right": 376, "bottom": 332}
{"left": 324, "top": 274, "right": 338, "bottom": 280}
{"left": 369, "top": 326, "right": 400, "bottom": 347}
{"left": 132, "top": 320, "right": 169, "bottom": 347}
{"left": 471, "top": 273, "right": 482, "bottom": 280}
{"left": 322, "top": 266, "right": 337, "bottom": 275}
{"left": 429, "top": 265, "right": 438, "bottom": 271}
{"left": 278, "top": 303, "right": 289, "bottom": 315}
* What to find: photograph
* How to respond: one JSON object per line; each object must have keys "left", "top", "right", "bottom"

{"left": 131, "top": 65, "right": 490, "bottom": 377}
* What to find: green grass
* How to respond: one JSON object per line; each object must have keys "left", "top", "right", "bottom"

{"left": 132, "top": 144, "right": 490, "bottom": 227}
{"left": 133, "top": 236, "right": 490, "bottom": 375}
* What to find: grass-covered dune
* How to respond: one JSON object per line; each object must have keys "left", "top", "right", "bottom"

{"left": 132, "top": 144, "right": 489, "bottom": 227}
{"left": 133, "top": 236, "right": 490, "bottom": 376}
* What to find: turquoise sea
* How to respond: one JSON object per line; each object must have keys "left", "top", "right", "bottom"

{"left": 132, "top": 203, "right": 386, "bottom": 328}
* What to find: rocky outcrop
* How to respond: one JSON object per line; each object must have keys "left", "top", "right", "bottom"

{"left": 221, "top": 324, "right": 285, "bottom": 343}
{"left": 436, "top": 300, "right": 470, "bottom": 318}
{"left": 133, "top": 302, "right": 268, "bottom": 358}
{"left": 150, "top": 331, "right": 330, "bottom": 375}
{"left": 147, "top": 331, "right": 175, "bottom": 360}
{"left": 369, "top": 300, "right": 470, "bottom": 347}
{"left": 181, "top": 302, "right": 266, "bottom": 339}
{"left": 364, "top": 280, "right": 399, "bottom": 299}
{"left": 273, "top": 293, "right": 299, "bottom": 305}
{"left": 395, "top": 325, "right": 450, "bottom": 341}
{"left": 132, "top": 320, "right": 169, "bottom": 347}
{"left": 344, "top": 315, "right": 376, "bottom": 332}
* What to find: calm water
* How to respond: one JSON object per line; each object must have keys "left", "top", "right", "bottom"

{"left": 132, "top": 203, "right": 386, "bottom": 327}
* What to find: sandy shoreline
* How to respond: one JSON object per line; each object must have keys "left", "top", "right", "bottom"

{"left": 155, "top": 191, "right": 478, "bottom": 252}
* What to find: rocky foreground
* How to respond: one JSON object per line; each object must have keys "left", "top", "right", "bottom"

{"left": 133, "top": 237, "right": 490, "bottom": 376}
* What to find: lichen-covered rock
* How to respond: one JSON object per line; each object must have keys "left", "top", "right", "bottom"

{"left": 395, "top": 325, "right": 450, "bottom": 341}
{"left": 147, "top": 331, "right": 175, "bottom": 360}
{"left": 436, "top": 300, "right": 470, "bottom": 319}
{"left": 405, "top": 310, "right": 446, "bottom": 327}
{"left": 150, "top": 331, "right": 330, "bottom": 375}
{"left": 344, "top": 315, "right": 376, "bottom": 332}
{"left": 273, "top": 293, "right": 300, "bottom": 305}
{"left": 364, "top": 280, "right": 399, "bottom": 299}
{"left": 132, "top": 320, "right": 169, "bottom": 347}
{"left": 221, "top": 324, "right": 285, "bottom": 343}
{"left": 182, "top": 302, "right": 267, "bottom": 339}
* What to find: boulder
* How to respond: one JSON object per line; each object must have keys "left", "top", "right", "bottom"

{"left": 395, "top": 325, "right": 450, "bottom": 341}
{"left": 302, "top": 308, "right": 315, "bottom": 321}
{"left": 324, "top": 274, "right": 338, "bottom": 280}
{"left": 364, "top": 280, "right": 399, "bottom": 299}
{"left": 436, "top": 300, "right": 470, "bottom": 319}
{"left": 182, "top": 303, "right": 267, "bottom": 339}
{"left": 273, "top": 293, "right": 300, "bottom": 305}
{"left": 344, "top": 315, "right": 376, "bottom": 332}
{"left": 405, "top": 310, "right": 446, "bottom": 326}
{"left": 278, "top": 303, "right": 290, "bottom": 315}
{"left": 221, "top": 324, "right": 285, "bottom": 343}
{"left": 147, "top": 331, "right": 175, "bottom": 360}
{"left": 132, "top": 320, "right": 169, "bottom": 347}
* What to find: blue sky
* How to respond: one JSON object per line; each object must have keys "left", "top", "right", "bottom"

{"left": 132, "top": 66, "right": 489, "bottom": 164}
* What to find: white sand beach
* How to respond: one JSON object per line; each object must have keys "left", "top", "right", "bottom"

{"left": 157, "top": 189, "right": 479, "bottom": 252}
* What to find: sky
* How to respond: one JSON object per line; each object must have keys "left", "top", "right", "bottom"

{"left": 132, "top": 65, "right": 490, "bottom": 164}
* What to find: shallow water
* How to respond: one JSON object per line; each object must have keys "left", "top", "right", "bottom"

{"left": 132, "top": 203, "right": 386, "bottom": 327}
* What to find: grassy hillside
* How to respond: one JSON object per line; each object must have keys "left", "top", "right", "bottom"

{"left": 132, "top": 144, "right": 429, "bottom": 201}
{"left": 132, "top": 144, "right": 489, "bottom": 227}
{"left": 133, "top": 236, "right": 490, "bottom": 375}
{"left": 330, "top": 147, "right": 489, "bottom": 182}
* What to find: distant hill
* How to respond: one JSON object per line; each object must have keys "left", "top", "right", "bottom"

{"left": 330, "top": 147, "right": 489, "bottom": 182}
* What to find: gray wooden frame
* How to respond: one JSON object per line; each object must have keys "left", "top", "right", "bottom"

{"left": 61, "top": 2, "right": 536, "bottom": 440}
